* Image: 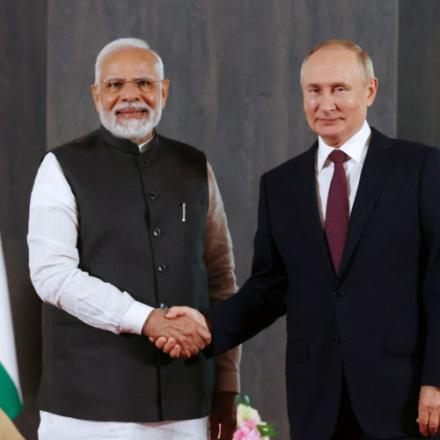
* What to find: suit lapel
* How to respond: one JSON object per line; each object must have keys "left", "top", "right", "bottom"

{"left": 338, "top": 128, "right": 397, "bottom": 276}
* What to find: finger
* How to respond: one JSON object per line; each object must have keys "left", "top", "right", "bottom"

{"left": 429, "top": 412, "right": 439, "bottom": 436}
{"left": 153, "top": 337, "right": 167, "bottom": 350}
{"left": 196, "top": 324, "right": 212, "bottom": 345}
{"left": 418, "top": 409, "right": 429, "bottom": 437}
{"left": 180, "top": 339, "right": 200, "bottom": 357}
{"left": 148, "top": 336, "right": 155, "bottom": 343}
{"left": 188, "top": 331, "right": 207, "bottom": 352}
{"left": 180, "top": 347, "right": 192, "bottom": 359}
{"left": 162, "top": 338, "right": 178, "bottom": 353}
{"left": 169, "top": 345, "right": 182, "bottom": 358}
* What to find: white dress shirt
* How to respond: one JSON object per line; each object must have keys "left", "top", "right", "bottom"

{"left": 315, "top": 121, "right": 371, "bottom": 223}
{"left": 28, "top": 138, "right": 240, "bottom": 439}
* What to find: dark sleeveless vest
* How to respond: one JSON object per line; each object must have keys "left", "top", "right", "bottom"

{"left": 38, "top": 127, "right": 214, "bottom": 422}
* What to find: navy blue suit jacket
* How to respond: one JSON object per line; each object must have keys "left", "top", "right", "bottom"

{"left": 206, "top": 128, "right": 440, "bottom": 439}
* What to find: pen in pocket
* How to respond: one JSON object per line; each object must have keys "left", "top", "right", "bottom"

{"left": 180, "top": 202, "right": 186, "bottom": 222}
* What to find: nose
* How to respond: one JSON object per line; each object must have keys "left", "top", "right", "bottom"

{"left": 120, "top": 81, "right": 141, "bottom": 103}
{"left": 318, "top": 91, "right": 337, "bottom": 113}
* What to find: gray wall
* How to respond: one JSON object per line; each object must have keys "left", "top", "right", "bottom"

{"left": 3, "top": 1, "right": 440, "bottom": 438}
{"left": 0, "top": 0, "right": 47, "bottom": 438}
{"left": 398, "top": 0, "right": 440, "bottom": 146}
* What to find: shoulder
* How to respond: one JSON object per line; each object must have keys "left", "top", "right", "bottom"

{"left": 261, "top": 144, "right": 316, "bottom": 187}
{"left": 51, "top": 129, "right": 101, "bottom": 158}
{"left": 371, "top": 127, "right": 439, "bottom": 160}
{"left": 156, "top": 134, "right": 206, "bottom": 161}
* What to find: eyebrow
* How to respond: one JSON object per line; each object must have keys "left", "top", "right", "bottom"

{"left": 103, "top": 75, "right": 156, "bottom": 82}
{"left": 306, "top": 81, "right": 350, "bottom": 88}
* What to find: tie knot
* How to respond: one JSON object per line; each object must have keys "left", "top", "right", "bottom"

{"left": 328, "top": 150, "right": 349, "bottom": 164}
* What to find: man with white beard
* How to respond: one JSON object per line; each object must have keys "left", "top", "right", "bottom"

{"left": 27, "top": 38, "right": 240, "bottom": 440}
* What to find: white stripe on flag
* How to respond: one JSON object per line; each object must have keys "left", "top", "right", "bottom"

{"left": 0, "top": 233, "right": 22, "bottom": 418}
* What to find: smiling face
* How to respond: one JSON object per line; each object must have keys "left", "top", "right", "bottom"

{"left": 301, "top": 45, "right": 378, "bottom": 147}
{"left": 91, "top": 47, "right": 169, "bottom": 143}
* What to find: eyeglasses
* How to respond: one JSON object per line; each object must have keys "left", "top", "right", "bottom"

{"left": 102, "top": 79, "right": 163, "bottom": 94}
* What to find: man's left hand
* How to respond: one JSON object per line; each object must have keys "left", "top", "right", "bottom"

{"left": 209, "top": 391, "right": 237, "bottom": 440}
{"left": 418, "top": 385, "right": 440, "bottom": 437}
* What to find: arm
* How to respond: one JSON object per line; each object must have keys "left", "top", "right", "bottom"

{"left": 205, "top": 163, "right": 240, "bottom": 440}
{"left": 204, "top": 163, "right": 241, "bottom": 391}
{"left": 27, "top": 153, "right": 210, "bottom": 353}
{"left": 205, "top": 173, "right": 287, "bottom": 354}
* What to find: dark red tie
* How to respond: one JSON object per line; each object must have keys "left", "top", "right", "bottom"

{"left": 325, "top": 150, "right": 350, "bottom": 273}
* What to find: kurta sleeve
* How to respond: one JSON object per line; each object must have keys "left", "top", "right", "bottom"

{"left": 204, "top": 162, "right": 241, "bottom": 393}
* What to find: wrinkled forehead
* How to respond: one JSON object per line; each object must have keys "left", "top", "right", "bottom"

{"left": 99, "top": 48, "right": 161, "bottom": 81}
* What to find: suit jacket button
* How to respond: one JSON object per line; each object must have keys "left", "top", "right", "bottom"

{"left": 332, "top": 338, "right": 340, "bottom": 348}
{"left": 141, "top": 159, "right": 149, "bottom": 168}
{"left": 333, "top": 290, "right": 343, "bottom": 297}
{"left": 152, "top": 227, "right": 162, "bottom": 237}
{"left": 157, "top": 264, "right": 167, "bottom": 273}
{"left": 149, "top": 192, "right": 158, "bottom": 200}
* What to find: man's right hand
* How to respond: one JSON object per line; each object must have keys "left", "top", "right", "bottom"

{"left": 149, "top": 306, "right": 211, "bottom": 358}
{"left": 142, "top": 308, "right": 211, "bottom": 358}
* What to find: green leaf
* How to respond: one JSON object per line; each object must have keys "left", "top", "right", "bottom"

{"left": 257, "top": 423, "right": 277, "bottom": 438}
{"left": 237, "top": 394, "right": 251, "bottom": 406}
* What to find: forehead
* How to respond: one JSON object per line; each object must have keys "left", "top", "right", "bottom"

{"left": 99, "top": 48, "right": 160, "bottom": 80}
{"left": 301, "top": 46, "right": 364, "bottom": 86}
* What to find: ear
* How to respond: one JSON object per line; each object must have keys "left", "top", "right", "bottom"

{"left": 90, "top": 84, "right": 101, "bottom": 113}
{"left": 366, "top": 77, "right": 379, "bottom": 107}
{"left": 161, "top": 79, "right": 170, "bottom": 109}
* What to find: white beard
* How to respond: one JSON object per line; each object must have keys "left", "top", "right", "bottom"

{"left": 98, "top": 100, "right": 163, "bottom": 141}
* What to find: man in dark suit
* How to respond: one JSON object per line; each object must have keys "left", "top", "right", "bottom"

{"left": 154, "top": 39, "right": 440, "bottom": 439}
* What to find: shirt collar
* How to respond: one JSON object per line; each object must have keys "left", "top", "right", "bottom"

{"left": 138, "top": 132, "right": 155, "bottom": 152}
{"left": 317, "top": 121, "right": 371, "bottom": 171}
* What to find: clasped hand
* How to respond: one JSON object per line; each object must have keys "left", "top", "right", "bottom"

{"left": 143, "top": 306, "right": 210, "bottom": 358}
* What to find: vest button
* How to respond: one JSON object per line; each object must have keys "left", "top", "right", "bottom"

{"left": 152, "top": 227, "right": 162, "bottom": 237}
{"left": 157, "top": 264, "right": 167, "bottom": 273}
{"left": 149, "top": 192, "right": 158, "bottom": 200}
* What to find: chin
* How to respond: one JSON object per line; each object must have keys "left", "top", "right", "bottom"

{"left": 117, "top": 116, "right": 149, "bottom": 125}
{"left": 316, "top": 128, "right": 341, "bottom": 138}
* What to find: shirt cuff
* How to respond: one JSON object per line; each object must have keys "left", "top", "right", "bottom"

{"left": 119, "top": 300, "right": 154, "bottom": 335}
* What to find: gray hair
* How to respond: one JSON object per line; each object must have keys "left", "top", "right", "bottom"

{"left": 94, "top": 37, "right": 164, "bottom": 84}
{"left": 300, "top": 39, "right": 375, "bottom": 83}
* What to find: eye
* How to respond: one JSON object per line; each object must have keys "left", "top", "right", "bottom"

{"left": 105, "top": 80, "right": 124, "bottom": 92}
{"left": 334, "top": 86, "right": 346, "bottom": 93}
{"left": 135, "top": 79, "right": 153, "bottom": 88}
{"left": 308, "top": 87, "right": 320, "bottom": 94}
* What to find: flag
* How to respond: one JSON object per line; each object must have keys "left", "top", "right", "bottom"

{"left": 0, "top": 234, "right": 22, "bottom": 419}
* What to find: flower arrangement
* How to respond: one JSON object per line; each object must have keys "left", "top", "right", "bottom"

{"left": 233, "top": 395, "right": 277, "bottom": 439}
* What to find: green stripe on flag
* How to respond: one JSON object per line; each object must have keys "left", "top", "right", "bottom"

{"left": 0, "top": 362, "right": 22, "bottom": 419}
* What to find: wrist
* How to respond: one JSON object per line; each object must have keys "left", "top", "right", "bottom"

{"left": 142, "top": 308, "right": 163, "bottom": 337}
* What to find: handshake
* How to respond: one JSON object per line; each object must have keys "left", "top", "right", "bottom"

{"left": 142, "top": 306, "right": 211, "bottom": 358}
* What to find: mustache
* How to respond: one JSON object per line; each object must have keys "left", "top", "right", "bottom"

{"left": 113, "top": 102, "right": 152, "bottom": 114}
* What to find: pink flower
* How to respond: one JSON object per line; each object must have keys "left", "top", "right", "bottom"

{"left": 233, "top": 419, "right": 262, "bottom": 440}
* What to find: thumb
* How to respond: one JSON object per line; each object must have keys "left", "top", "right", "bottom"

{"left": 165, "top": 306, "right": 188, "bottom": 319}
